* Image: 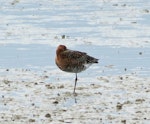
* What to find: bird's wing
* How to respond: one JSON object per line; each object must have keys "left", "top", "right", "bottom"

{"left": 61, "top": 50, "right": 87, "bottom": 62}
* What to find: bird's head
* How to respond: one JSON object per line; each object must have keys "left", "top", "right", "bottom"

{"left": 56, "top": 45, "right": 67, "bottom": 55}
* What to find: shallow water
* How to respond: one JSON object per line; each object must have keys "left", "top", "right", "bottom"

{"left": 0, "top": 44, "right": 149, "bottom": 77}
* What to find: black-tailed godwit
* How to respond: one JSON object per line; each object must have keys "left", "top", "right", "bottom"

{"left": 55, "top": 45, "right": 98, "bottom": 94}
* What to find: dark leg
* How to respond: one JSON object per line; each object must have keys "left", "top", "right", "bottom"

{"left": 73, "top": 73, "right": 78, "bottom": 94}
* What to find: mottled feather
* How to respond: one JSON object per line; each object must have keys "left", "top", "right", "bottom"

{"left": 55, "top": 45, "right": 99, "bottom": 94}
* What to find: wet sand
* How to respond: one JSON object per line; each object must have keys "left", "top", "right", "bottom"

{"left": 0, "top": 0, "right": 150, "bottom": 47}
{"left": 0, "top": 68, "right": 150, "bottom": 123}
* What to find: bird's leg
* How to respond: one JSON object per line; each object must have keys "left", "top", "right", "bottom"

{"left": 73, "top": 73, "right": 78, "bottom": 94}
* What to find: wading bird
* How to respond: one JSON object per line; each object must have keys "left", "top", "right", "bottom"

{"left": 55, "top": 45, "right": 98, "bottom": 94}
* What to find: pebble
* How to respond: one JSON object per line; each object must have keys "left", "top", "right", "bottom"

{"left": 45, "top": 113, "right": 51, "bottom": 118}
{"left": 116, "top": 103, "right": 123, "bottom": 110}
{"left": 29, "top": 119, "right": 35, "bottom": 122}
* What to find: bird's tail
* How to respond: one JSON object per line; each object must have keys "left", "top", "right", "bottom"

{"left": 87, "top": 56, "right": 99, "bottom": 64}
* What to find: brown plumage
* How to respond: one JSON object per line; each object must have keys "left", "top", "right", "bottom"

{"left": 55, "top": 45, "right": 98, "bottom": 94}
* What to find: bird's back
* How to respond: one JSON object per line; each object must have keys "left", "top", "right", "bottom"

{"left": 56, "top": 48, "right": 98, "bottom": 73}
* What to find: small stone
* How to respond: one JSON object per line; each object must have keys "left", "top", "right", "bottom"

{"left": 121, "top": 120, "right": 126, "bottom": 124}
{"left": 45, "top": 84, "right": 54, "bottom": 89}
{"left": 59, "top": 119, "right": 64, "bottom": 122}
{"left": 53, "top": 100, "right": 59, "bottom": 104}
{"left": 3, "top": 79, "right": 11, "bottom": 84}
{"left": 116, "top": 103, "right": 123, "bottom": 110}
{"left": 29, "top": 119, "right": 35, "bottom": 122}
{"left": 62, "top": 35, "right": 65, "bottom": 39}
{"left": 31, "top": 103, "right": 35, "bottom": 106}
{"left": 58, "top": 85, "right": 64, "bottom": 89}
{"left": 119, "top": 76, "right": 123, "bottom": 80}
{"left": 135, "top": 98, "right": 145, "bottom": 104}
{"left": 143, "top": 9, "right": 149, "bottom": 13}
{"left": 139, "top": 52, "right": 142, "bottom": 55}
{"left": 44, "top": 75, "right": 49, "bottom": 78}
{"left": 45, "top": 113, "right": 51, "bottom": 118}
